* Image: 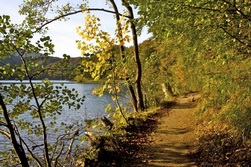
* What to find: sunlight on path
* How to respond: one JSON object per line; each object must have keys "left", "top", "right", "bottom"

{"left": 142, "top": 93, "right": 200, "bottom": 167}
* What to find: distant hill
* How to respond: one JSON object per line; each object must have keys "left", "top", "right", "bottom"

{"left": 0, "top": 54, "right": 82, "bottom": 80}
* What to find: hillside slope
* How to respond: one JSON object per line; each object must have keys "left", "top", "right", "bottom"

{"left": 0, "top": 55, "right": 82, "bottom": 80}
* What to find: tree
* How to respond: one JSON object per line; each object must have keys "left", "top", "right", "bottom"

{"left": 19, "top": 0, "right": 145, "bottom": 112}
{"left": 121, "top": 0, "right": 145, "bottom": 111}
{"left": 0, "top": 0, "right": 148, "bottom": 164}
{"left": 132, "top": 0, "right": 251, "bottom": 54}
{"left": 108, "top": 0, "right": 139, "bottom": 113}
{"left": 132, "top": 0, "right": 251, "bottom": 135}
{"left": 0, "top": 15, "right": 84, "bottom": 166}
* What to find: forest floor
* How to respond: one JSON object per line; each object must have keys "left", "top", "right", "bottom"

{"left": 132, "top": 93, "right": 200, "bottom": 167}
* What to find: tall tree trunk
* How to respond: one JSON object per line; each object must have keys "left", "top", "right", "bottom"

{"left": 109, "top": 0, "right": 138, "bottom": 112}
{"left": 121, "top": 0, "right": 145, "bottom": 111}
{"left": 0, "top": 94, "right": 30, "bottom": 167}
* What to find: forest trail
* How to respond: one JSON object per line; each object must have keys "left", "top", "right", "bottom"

{"left": 141, "top": 93, "right": 200, "bottom": 167}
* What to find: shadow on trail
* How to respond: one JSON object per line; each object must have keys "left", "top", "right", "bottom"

{"left": 171, "top": 102, "right": 197, "bottom": 109}
{"left": 144, "top": 128, "right": 195, "bottom": 167}
{"left": 145, "top": 143, "right": 193, "bottom": 167}
{"left": 158, "top": 127, "right": 192, "bottom": 135}
{"left": 139, "top": 94, "right": 200, "bottom": 167}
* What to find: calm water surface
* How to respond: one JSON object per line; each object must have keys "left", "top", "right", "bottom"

{"left": 0, "top": 80, "right": 119, "bottom": 121}
{"left": 0, "top": 80, "right": 129, "bottom": 153}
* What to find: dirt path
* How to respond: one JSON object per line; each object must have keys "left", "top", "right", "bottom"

{"left": 141, "top": 93, "right": 200, "bottom": 167}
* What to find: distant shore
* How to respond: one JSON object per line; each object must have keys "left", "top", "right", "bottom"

{"left": 0, "top": 80, "right": 76, "bottom": 84}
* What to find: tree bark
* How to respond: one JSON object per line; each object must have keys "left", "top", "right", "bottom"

{"left": 121, "top": 0, "right": 145, "bottom": 111}
{"left": 0, "top": 94, "right": 30, "bottom": 167}
{"left": 109, "top": 0, "right": 138, "bottom": 112}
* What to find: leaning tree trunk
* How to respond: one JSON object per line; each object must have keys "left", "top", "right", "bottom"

{"left": 109, "top": 0, "right": 138, "bottom": 112}
{"left": 121, "top": 0, "right": 145, "bottom": 111}
{"left": 0, "top": 94, "right": 30, "bottom": 167}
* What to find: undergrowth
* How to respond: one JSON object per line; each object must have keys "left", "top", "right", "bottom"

{"left": 74, "top": 108, "right": 161, "bottom": 167}
{"left": 191, "top": 131, "right": 251, "bottom": 166}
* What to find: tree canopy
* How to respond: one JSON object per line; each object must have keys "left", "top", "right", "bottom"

{"left": 1, "top": 0, "right": 251, "bottom": 166}
{"left": 131, "top": 0, "right": 251, "bottom": 133}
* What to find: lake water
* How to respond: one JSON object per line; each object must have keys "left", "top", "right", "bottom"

{"left": 0, "top": 80, "right": 123, "bottom": 121}
{"left": 0, "top": 80, "right": 130, "bottom": 158}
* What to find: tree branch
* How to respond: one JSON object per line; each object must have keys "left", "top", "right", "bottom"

{"left": 14, "top": 44, "right": 52, "bottom": 166}
{"left": 51, "top": 133, "right": 67, "bottom": 162}
{"left": 54, "top": 143, "right": 64, "bottom": 167}
{"left": 183, "top": 4, "right": 221, "bottom": 12}
{"left": 14, "top": 123, "right": 43, "bottom": 167}
{"left": 64, "top": 128, "right": 79, "bottom": 159}
{"left": 0, "top": 129, "right": 11, "bottom": 139}
{"left": 218, "top": 25, "right": 247, "bottom": 46}
{"left": 35, "top": 8, "right": 127, "bottom": 33}
{"left": 221, "top": 0, "right": 251, "bottom": 21}
{"left": 0, "top": 93, "right": 29, "bottom": 166}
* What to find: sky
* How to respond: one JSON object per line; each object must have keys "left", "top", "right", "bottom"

{"left": 0, "top": 0, "right": 151, "bottom": 58}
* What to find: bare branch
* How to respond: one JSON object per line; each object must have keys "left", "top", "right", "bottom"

{"left": 64, "top": 128, "right": 79, "bottom": 159}
{"left": 0, "top": 129, "right": 10, "bottom": 139}
{"left": 55, "top": 143, "right": 65, "bottom": 167}
{"left": 51, "top": 133, "right": 68, "bottom": 161}
{"left": 39, "top": 98, "right": 47, "bottom": 108}
{"left": 31, "top": 144, "right": 44, "bottom": 151}
{"left": 218, "top": 26, "right": 247, "bottom": 46}
{"left": 30, "top": 104, "right": 38, "bottom": 110}
{"left": 35, "top": 8, "right": 127, "bottom": 33}
{"left": 221, "top": 0, "right": 251, "bottom": 21}
{"left": 20, "top": 138, "right": 43, "bottom": 167}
